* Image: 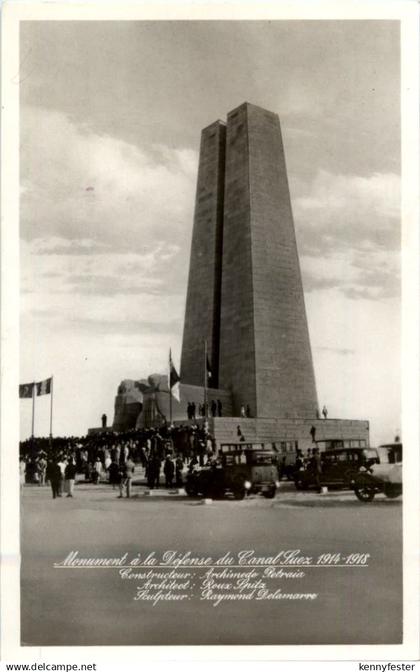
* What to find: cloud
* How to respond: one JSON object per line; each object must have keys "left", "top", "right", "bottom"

{"left": 20, "top": 105, "right": 197, "bottom": 253}
{"left": 19, "top": 104, "right": 195, "bottom": 350}
{"left": 294, "top": 169, "right": 400, "bottom": 254}
{"left": 293, "top": 169, "right": 400, "bottom": 299}
{"left": 316, "top": 346, "right": 355, "bottom": 356}
{"left": 34, "top": 238, "right": 110, "bottom": 256}
{"left": 300, "top": 248, "right": 400, "bottom": 300}
{"left": 66, "top": 317, "right": 182, "bottom": 336}
{"left": 20, "top": 236, "right": 187, "bottom": 343}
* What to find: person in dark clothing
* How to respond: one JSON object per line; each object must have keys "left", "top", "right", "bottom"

{"left": 188, "top": 456, "right": 199, "bottom": 472}
{"left": 191, "top": 402, "right": 196, "bottom": 419}
{"left": 277, "top": 455, "right": 286, "bottom": 480}
{"left": 310, "top": 425, "right": 316, "bottom": 442}
{"left": 147, "top": 459, "right": 156, "bottom": 489}
{"left": 153, "top": 454, "right": 161, "bottom": 488}
{"left": 147, "top": 453, "right": 161, "bottom": 489}
{"left": 64, "top": 459, "right": 77, "bottom": 497}
{"left": 211, "top": 399, "right": 217, "bottom": 417}
{"left": 311, "top": 448, "right": 322, "bottom": 492}
{"left": 198, "top": 440, "right": 206, "bottom": 466}
{"left": 175, "top": 456, "right": 184, "bottom": 487}
{"left": 295, "top": 449, "right": 304, "bottom": 471}
{"left": 164, "top": 456, "right": 175, "bottom": 488}
{"left": 46, "top": 459, "right": 62, "bottom": 499}
{"left": 108, "top": 460, "right": 120, "bottom": 489}
{"left": 217, "top": 399, "right": 222, "bottom": 417}
{"left": 246, "top": 404, "right": 251, "bottom": 417}
{"left": 101, "top": 413, "right": 107, "bottom": 429}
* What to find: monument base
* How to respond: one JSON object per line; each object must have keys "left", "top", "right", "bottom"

{"left": 87, "top": 426, "right": 113, "bottom": 436}
{"left": 205, "top": 416, "right": 370, "bottom": 453}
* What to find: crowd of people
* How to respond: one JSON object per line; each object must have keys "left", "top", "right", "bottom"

{"left": 19, "top": 422, "right": 217, "bottom": 500}
{"left": 19, "top": 414, "right": 331, "bottom": 500}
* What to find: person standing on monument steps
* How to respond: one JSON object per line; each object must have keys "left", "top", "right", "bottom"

{"left": 211, "top": 399, "right": 217, "bottom": 417}
{"left": 322, "top": 405, "right": 328, "bottom": 419}
{"left": 217, "top": 399, "right": 222, "bottom": 417}
{"left": 310, "top": 425, "right": 316, "bottom": 443}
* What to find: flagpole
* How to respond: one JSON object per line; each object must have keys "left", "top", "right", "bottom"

{"left": 204, "top": 339, "right": 208, "bottom": 419}
{"left": 49, "top": 376, "right": 54, "bottom": 439}
{"left": 31, "top": 381, "right": 36, "bottom": 438}
{"left": 169, "top": 350, "right": 172, "bottom": 426}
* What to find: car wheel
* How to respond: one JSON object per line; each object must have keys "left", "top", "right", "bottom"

{"left": 354, "top": 485, "right": 375, "bottom": 502}
{"left": 263, "top": 486, "right": 276, "bottom": 499}
{"left": 232, "top": 484, "right": 245, "bottom": 500}
{"left": 185, "top": 483, "right": 197, "bottom": 497}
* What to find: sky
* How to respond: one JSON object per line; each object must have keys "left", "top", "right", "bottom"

{"left": 19, "top": 20, "right": 401, "bottom": 444}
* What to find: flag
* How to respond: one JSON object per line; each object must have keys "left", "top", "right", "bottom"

{"left": 19, "top": 383, "right": 34, "bottom": 399}
{"left": 169, "top": 351, "right": 180, "bottom": 402}
{"left": 36, "top": 377, "right": 52, "bottom": 396}
{"left": 206, "top": 355, "right": 213, "bottom": 381}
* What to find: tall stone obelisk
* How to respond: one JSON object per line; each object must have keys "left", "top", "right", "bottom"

{"left": 180, "top": 120, "right": 226, "bottom": 387}
{"left": 218, "top": 103, "right": 318, "bottom": 418}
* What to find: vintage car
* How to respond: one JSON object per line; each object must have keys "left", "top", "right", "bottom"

{"left": 351, "top": 443, "right": 403, "bottom": 502}
{"left": 185, "top": 443, "right": 280, "bottom": 500}
{"left": 294, "top": 446, "right": 380, "bottom": 491}
{"left": 276, "top": 438, "right": 368, "bottom": 481}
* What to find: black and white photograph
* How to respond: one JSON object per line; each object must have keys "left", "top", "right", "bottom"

{"left": 1, "top": 0, "right": 419, "bottom": 663}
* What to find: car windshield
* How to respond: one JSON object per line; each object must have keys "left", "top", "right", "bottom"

{"left": 363, "top": 449, "right": 379, "bottom": 462}
{"left": 249, "top": 453, "right": 275, "bottom": 465}
{"left": 377, "top": 444, "right": 402, "bottom": 464}
{"left": 377, "top": 447, "right": 390, "bottom": 464}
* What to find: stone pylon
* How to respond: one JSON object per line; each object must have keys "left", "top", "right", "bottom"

{"left": 181, "top": 102, "right": 318, "bottom": 419}
{"left": 180, "top": 120, "right": 226, "bottom": 388}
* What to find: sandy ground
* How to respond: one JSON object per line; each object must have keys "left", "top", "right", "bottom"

{"left": 21, "top": 479, "right": 402, "bottom": 646}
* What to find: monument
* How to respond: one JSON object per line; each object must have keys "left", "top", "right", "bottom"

{"left": 109, "top": 102, "right": 369, "bottom": 451}
{"left": 181, "top": 102, "right": 318, "bottom": 418}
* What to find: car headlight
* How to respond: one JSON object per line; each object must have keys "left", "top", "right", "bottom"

{"left": 244, "top": 481, "right": 252, "bottom": 490}
{"left": 275, "top": 481, "right": 280, "bottom": 488}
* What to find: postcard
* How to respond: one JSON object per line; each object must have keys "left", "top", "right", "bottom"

{"left": 1, "top": 0, "right": 419, "bottom": 667}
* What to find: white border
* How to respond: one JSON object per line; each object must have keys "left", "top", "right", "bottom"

{"left": 1, "top": 0, "right": 419, "bottom": 663}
